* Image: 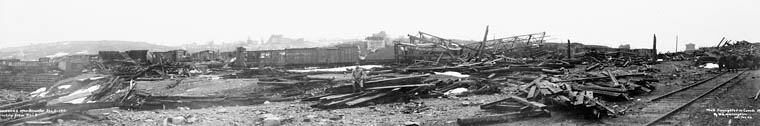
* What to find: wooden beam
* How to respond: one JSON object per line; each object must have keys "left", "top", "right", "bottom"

{"left": 605, "top": 70, "right": 622, "bottom": 88}
{"left": 551, "top": 73, "right": 648, "bottom": 83}
{"left": 363, "top": 84, "right": 434, "bottom": 90}
{"left": 572, "top": 84, "right": 628, "bottom": 93}
{"left": 457, "top": 110, "right": 549, "bottom": 126}
{"left": 345, "top": 88, "right": 400, "bottom": 106}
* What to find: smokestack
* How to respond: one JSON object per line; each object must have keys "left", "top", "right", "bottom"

{"left": 567, "top": 39, "right": 572, "bottom": 59}
{"left": 652, "top": 34, "right": 657, "bottom": 63}
{"left": 675, "top": 35, "right": 678, "bottom": 52}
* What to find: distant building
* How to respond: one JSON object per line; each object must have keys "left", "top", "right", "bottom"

{"left": 150, "top": 50, "right": 189, "bottom": 64}
{"left": 190, "top": 50, "right": 218, "bottom": 61}
{"left": 365, "top": 31, "right": 389, "bottom": 52}
{"left": 618, "top": 44, "right": 631, "bottom": 49}
{"left": 38, "top": 57, "right": 50, "bottom": 62}
{"left": 685, "top": 43, "right": 695, "bottom": 51}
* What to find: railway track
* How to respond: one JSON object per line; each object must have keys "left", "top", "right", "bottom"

{"left": 605, "top": 71, "right": 747, "bottom": 126}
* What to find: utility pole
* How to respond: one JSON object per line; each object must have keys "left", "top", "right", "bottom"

{"left": 675, "top": 35, "right": 678, "bottom": 52}
{"left": 567, "top": 39, "right": 572, "bottom": 59}
{"left": 476, "top": 25, "right": 489, "bottom": 58}
{"left": 652, "top": 34, "right": 657, "bottom": 63}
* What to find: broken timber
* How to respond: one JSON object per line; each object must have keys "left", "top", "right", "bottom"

{"left": 457, "top": 110, "right": 550, "bottom": 126}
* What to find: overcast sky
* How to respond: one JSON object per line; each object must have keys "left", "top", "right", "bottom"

{"left": 1, "top": 0, "right": 758, "bottom": 52}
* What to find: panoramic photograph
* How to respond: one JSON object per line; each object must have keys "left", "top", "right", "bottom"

{"left": 0, "top": 0, "right": 759, "bottom": 125}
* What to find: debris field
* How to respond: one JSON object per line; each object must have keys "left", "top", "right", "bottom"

{"left": 0, "top": 31, "right": 758, "bottom": 126}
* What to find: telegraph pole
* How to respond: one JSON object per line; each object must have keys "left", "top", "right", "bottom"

{"left": 652, "top": 34, "right": 657, "bottom": 63}
{"left": 567, "top": 39, "right": 572, "bottom": 59}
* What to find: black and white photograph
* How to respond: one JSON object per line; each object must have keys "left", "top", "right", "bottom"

{"left": 1, "top": 0, "right": 759, "bottom": 125}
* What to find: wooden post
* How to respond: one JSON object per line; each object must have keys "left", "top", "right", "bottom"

{"left": 394, "top": 43, "right": 399, "bottom": 64}
{"left": 567, "top": 39, "right": 572, "bottom": 59}
{"left": 477, "top": 25, "right": 489, "bottom": 58}
{"left": 606, "top": 70, "right": 625, "bottom": 90}
{"left": 652, "top": 34, "right": 657, "bottom": 63}
{"left": 526, "top": 35, "right": 533, "bottom": 58}
{"left": 716, "top": 37, "right": 725, "bottom": 47}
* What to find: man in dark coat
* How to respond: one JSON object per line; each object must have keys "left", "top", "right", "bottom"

{"left": 753, "top": 55, "right": 760, "bottom": 70}
{"left": 743, "top": 54, "right": 753, "bottom": 70}
{"left": 718, "top": 55, "right": 727, "bottom": 72}
{"left": 728, "top": 55, "right": 739, "bottom": 72}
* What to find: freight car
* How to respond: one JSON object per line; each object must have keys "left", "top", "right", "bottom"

{"left": 242, "top": 46, "right": 395, "bottom": 68}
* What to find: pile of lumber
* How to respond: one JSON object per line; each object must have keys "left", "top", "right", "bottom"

{"left": 516, "top": 76, "right": 619, "bottom": 118}
{"left": 579, "top": 51, "right": 653, "bottom": 71}
{"left": 305, "top": 74, "right": 501, "bottom": 108}
{"left": 458, "top": 95, "right": 550, "bottom": 126}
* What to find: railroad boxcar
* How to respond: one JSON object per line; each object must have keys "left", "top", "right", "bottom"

{"left": 327, "top": 46, "right": 361, "bottom": 65}
{"left": 284, "top": 48, "right": 324, "bottom": 67}
{"left": 244, "top": 51, "right": 261, "bottom": 67}
{"left": 256, "top": 50, "right": 285, "bottom": 67}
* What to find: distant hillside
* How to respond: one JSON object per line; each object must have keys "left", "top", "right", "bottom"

{"left": 0, "top": 40, "right": 178, "bottom": 60}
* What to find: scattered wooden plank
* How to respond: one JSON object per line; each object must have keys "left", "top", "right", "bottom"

{"left": 572, "top": 84, "right": 628, "bottom": 93}
{"left": 527, "top": 86, "right": 537, "bottom": 98}
{"left": 363, "top": 84, "right": 434, "bottom": 90}
{"left": 320, "top": 93, "right": 356, "bottom": 100}
{"left": 605, "top": 70, "right": 621, "bottom": 88}
{"left": 639, "top": 86, "right": 652, "bottom": 92}
{"left": 509, "top": 95, "right": 546, "bottom": 108}
{"left": 583, "top": 89, "right": 623, "bottom": 98}
{"left": 541, "top": 81, "right": 562, "bottom": 93}
{"left": 257, "top": 81, "right": 301, "bottom": 85}
{"left": 541, "top": 69, "right": 562, "bottom": 74}
{"left": 364, "top": 75, "right": 430, "bottom": 87}
{"left": 557, "top": 95, "right": 571, "bottom": 102}
{"left": 488, "top": 104, "right": 527, "bottom": 111}
{"left": 480, "top": 98, "right": 514, "bottom": 109}
{"left": 481, "top": 66, "right": 547, "bottom": 73}
{"left": 457, "top": 110, "right": 550, "bottom": 126}
{"left": 575, "top": 92, "right": 585, "bottom": 105}
{"left": 324, "top": 91, "right": 378, "bottom": 106}
{"left": 585, "top": 63, "right": 601, "bottom": 71}
{"left": 539, "top": 89, "right": 551, "bottom": 96}
{"left": 551, "top": 73, "right": 648, "bottom": 83}
{"left": 345, "top": 88, "right": 400, "bottom": 106}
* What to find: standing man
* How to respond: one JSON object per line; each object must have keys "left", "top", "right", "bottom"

{"left": 754, "top": 55, "right": 760, "bottom": 70}
{"left": 728, "top": 55, "right": 738, "bottom": 72}
{"left": 718, "top": 54, "right": 727, "bottom": 72}
{"left": 352, "top": 63, "right": 366, "bottom": 92}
